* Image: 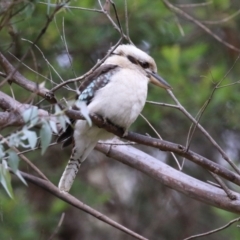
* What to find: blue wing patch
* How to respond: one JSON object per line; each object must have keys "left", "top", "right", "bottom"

{"left": 78, "top": 69, "right": 117, "bottom": 104}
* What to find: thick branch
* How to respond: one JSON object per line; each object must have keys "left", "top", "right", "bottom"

{"left": 0, "top": 91, "right": 52, "bottom": 128}
{"left": 96, "top": 140, "right": 240, "bottom": 214}
{"left": 66, "top": 109, "right": 240, "bottom": 188}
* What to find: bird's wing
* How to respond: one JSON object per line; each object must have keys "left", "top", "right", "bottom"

{"left": 78, "top": 64, "right": 118, "bottom": 104}
{"left": 57, "top": 64, "right": 119, "bottom": 147}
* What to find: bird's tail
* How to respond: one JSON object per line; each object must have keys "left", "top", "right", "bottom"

{"left": 58, "top": 121, "right": 113, "bottom": 193}
{"left": 58, "top": 141, "right": 97, "bottom": 193}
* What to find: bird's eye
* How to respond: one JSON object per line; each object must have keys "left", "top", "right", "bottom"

{"left": 139, "top": 61, "right": 150, "bottom": 69}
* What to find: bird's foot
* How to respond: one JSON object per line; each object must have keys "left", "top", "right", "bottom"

{"left": 59, "top": 188, "right": 68, "bottom": 194}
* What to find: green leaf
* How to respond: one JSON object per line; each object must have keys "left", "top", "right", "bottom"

{"left": 8, "top": 150, "right": 19, "bottom": 173}
{"left": 54, "top": 104, "right": 62, "bottom": 114}
{"left": 54, "top": 104, "right": 70, "bottom": 131}
{"left": 8, "top": 133, "right": 21, "bottom": 148}
{"left": 58, "top": 115, "right": 67, "bottom": 131}
{"left": 22, "top": 106, "right": 39, "bottom": 126}
{"left": 15, "top": 170, "right": 27, "bottom": 186}
{"left": 58, "top": 115, "right": 70, "bottom": 132}
{"left": 40, "top": 121, "right": 52, "bottom": 155}
{"left": 22, "top": 128, "right": 38, "bottom": 149}
{"left": 49, "top": 120, "right": 58, "bottom": 134}
{"left": 0, "top": 144, "right": 5, "bottom": 160}
{"left": 0, "top": 161, "right": 14, "bottom": 198}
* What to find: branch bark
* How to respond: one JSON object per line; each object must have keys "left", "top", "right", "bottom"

{"left": 96, "top": 139, "right": 240, "bottom": 214}
{"left": 0, "top": 91, "right": 51, "bottom": 129}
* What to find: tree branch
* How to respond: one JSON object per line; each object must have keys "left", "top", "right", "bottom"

{"left": 184, "top": 217, "right": 240, "bottom": 240}
{"left": 1, "top": 90, "right": 240, "bottom": 190}
{"left": 65, "top": 108, "right": 240, "bottom": 188}
{"left": 96, "top": 139, "right": 240, "bottom": 214}
{"left": 0, "top": 51, "right": 57, "bottom": 103}
{"left": 0, "top": 91, "right": 51, "bottom": 129}
{"left": 16, "top": 170, "right": 148, "bottom": 240}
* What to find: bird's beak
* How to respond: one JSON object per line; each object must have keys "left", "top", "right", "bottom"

{"left": 148, "top": 71, "right": 172, "bottom": 89}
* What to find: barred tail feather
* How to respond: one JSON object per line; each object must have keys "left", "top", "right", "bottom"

{"left": 58, "top": 121, "right": 113, "bottom": 193}
{"left": 58, "top": 156, "right": 81, "bottom": 193}
{"left": 58, "top": 141, "right": 97, "bottom": 193}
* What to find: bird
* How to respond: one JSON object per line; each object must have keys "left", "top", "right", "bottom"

{"left": 57, "top": 44, "right": 171, "bottom": 193}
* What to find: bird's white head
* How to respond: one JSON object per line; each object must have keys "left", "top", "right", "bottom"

{"left": 105, "top": 44, "right": 171, "bottom": 89}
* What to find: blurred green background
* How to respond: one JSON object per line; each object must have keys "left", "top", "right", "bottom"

{"left": 1, "top": 0, "right": 240, "bottom": 239}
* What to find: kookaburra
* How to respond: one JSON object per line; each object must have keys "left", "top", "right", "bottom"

{"left": 58, "top": 44, "right": 171, "bottom": 193}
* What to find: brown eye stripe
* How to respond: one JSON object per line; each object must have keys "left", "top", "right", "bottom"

{"left": 139, "top": 61, "right": 149, "bottom": 69}
{"left": 127, "top": 55, "right": 150, "bottom": 69}
{"left": 127, "top": 55, "right": 138, "bottom": 65}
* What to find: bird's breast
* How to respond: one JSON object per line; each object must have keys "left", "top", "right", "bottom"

{"left": 88, "top": 68, "right": 148, "bottom": 129}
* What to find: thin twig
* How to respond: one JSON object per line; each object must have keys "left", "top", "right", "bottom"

{"left": 209, "top": 172, "right": 237, "bottom": 200}
{"left": 21, "top": 38, "right": 65, "bottom": 83}
{"left": 162, "top": 0, "right": 240, "bottom": 52}
{"left": 146, "top": 101, "right": 179, "bottom": 109}
{"left": 7, "top": 52, "right": 53, "bottom": 83}
{"left": 50, "top": 38, "right": 123, "bottom": 92}
{"left": 183, "top": 217, "right": 240, "bottom": 240}
{"left": 166, "top": 89, "right": 240, "bottom": 175}
{"left": 97, "top": 0, "right": 131, "bottom": 42}
{"left": 0, "top": 1, "right": 69, "bottom": 88}
{"left": 175, "top": 1, "right": 213, "bottom": 8}
{"left": 0, "top": 71, "right": 6, "bottom": 78}
{"left": 0, "top": 51, "right": 56, "bottom": 103}
{"left": 38, "top": 2, "right": 103, "bottom": 13}
{"left": 124, "top": 0, "right": 132, "bottom": 43}
{"left": 174, "top": 15, "right": 185, "bottom": 37}
{"left": 202, "top": 9, "right": 240, "bottom": 25}
{"left": 0, "top": 134, "right": 49, "bottom": 181}
{"left": 48, "top": 213, "right": 65, "bottom": 240}
{"left": 140, "top": 114, "right": 181, "bottom": 170}
{"left": 186, "top": 55, "right": 240, "bottom": 151}
{"left": 216, "top": 80, "right": 240, "bottom": 88}
{"left": 60, "top": 17, "right": 77, "bottom": 80}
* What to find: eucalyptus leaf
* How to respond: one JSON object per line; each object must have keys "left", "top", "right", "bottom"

{"left": 54, "top": 104, "right": 62, "bottom": 115}
{"left": 15, "top": 170, "right": 27, "bottom": 186}
{"left": 8, "top": 133, "right": 21, "bottom": 147}
{"left": 58, "top": 115, "right": 66, "bottom": 131}
{"left": 22, "top": 106, "right": 39, "bottom": 126}
{"left": 0, "top": 144, "right": 5, "bottom": 160}
{"left": 49, "top": 120, "right": 58, "bottom": 134}
{"left": 0, "top": 161, "right": 14, "bottom": 198}
{"left": 23, "top": 129, "right": 38, "bottom": 149}
{"left": 8, "top": 150, "right": 19, "bottom": 173}
{"left": 40, "top": 121, "right": 52, "bottom": 155}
